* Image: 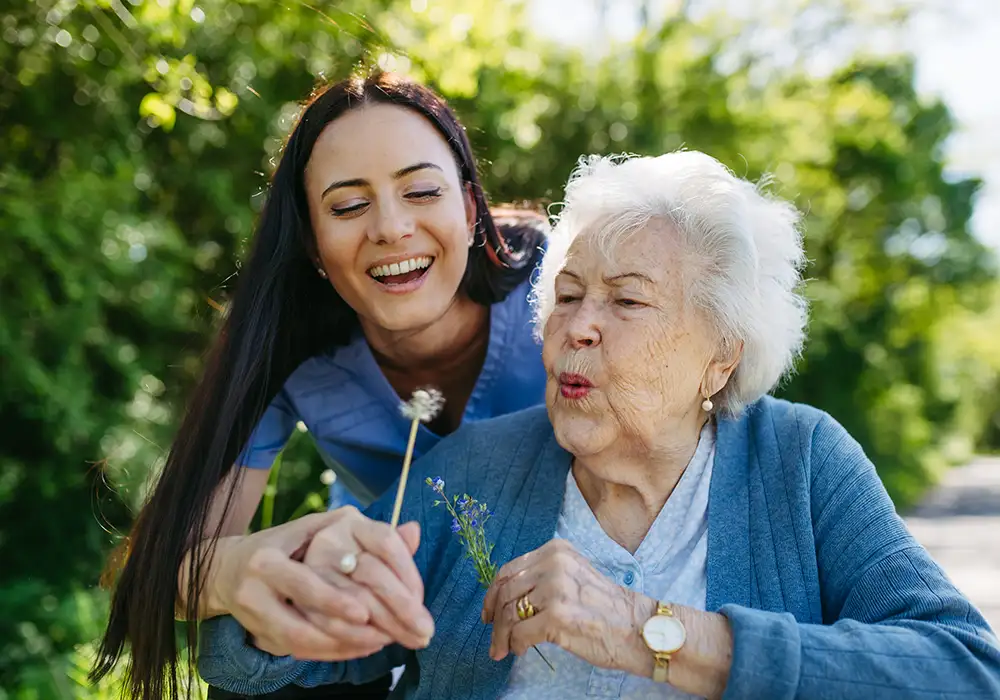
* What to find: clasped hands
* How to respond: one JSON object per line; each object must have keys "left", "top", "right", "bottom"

{"left": 212, "top": 506, "right": 434, "bottom": 661}
{"left": 215, "top": 509, "right": 653, "bottom": 675}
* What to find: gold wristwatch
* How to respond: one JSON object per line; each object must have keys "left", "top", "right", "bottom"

{"left": 640, "top": 601, "right": 686, "bottom": 683}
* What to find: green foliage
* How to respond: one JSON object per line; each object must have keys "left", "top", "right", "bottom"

{"left": 2, "top": 0, "right": 998, "bottom": 696}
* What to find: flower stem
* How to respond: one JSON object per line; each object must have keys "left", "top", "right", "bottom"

{"left": 390, "top": 418, "right": 421, "bottom": 528}
{"left": 533, "top": 646, "right": 555, "bottom": 671}
{"left": 260, "top": 452, "right": 283, "bottom": 530}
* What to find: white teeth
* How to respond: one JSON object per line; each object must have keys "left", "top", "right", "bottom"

{"left": 368, "top": 256, "right": 433, "bottom": 279}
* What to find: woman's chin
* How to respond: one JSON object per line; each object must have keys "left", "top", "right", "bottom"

{"left": 362, "top": 297, "right": 455, "bottom": 335}
{"left": 551, "top": 415, "right": 612, "bottom": 458}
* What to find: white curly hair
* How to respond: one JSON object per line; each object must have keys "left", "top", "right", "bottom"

{"left": 531, "top": 151, "right": 809, "bottom": 416}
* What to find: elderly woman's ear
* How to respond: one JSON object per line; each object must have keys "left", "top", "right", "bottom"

{"left": 700, "top": 340, "right": 743, "bottom": 411}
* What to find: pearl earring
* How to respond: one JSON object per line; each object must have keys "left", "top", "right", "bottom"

{"left": 701, "top": 397, "right": 714, "bottom": 412}
{"left": 317, "top": 268, "right": 328, "bottom": 279}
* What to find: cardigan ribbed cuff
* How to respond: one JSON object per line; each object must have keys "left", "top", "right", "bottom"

{"left": 718, "top": 604, "right": 801, "bottom": 700}
{"left": 198, "top": 615, "right": 326, "bottom": 694}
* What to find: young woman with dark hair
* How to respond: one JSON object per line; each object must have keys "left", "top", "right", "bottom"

{"left": 90, "top": 71, "right": 549, "bottom": 700}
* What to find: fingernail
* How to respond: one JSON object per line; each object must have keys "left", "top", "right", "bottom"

{"left": 419, "top": 636, "right": 431, "bottom": 647}
{"left": 417, "top": 618, "right": 435, "bottom": 638}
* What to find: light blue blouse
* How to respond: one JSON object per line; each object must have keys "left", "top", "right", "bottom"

{"left": 237, "top": 278, "right": 546, "bottom": 506}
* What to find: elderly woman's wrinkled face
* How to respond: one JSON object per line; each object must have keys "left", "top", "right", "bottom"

{"left": 542, "top": 223, "right": 723, "bottom": 458}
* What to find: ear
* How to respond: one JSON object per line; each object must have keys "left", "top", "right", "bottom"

{"left": 463, "top": 183, "right": 477, "bottom": 246}
{"left": 701, "top": 340, "right": 744, "bottom": 398}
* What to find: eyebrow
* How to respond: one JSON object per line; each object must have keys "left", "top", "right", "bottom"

{"left": 606, "top": 272, "right": 655, "bottom": 285}
{"left": 321, "top": 162, "right": 444, "bottom": 199}
{"left": 558, "top": 270, "right": 655, "bottom": 285}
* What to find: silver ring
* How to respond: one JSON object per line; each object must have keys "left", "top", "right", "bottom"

{"left": 338, "top": 552, "right": 358, "bottom": 575}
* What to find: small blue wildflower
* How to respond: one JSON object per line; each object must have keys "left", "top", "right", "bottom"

{"left": 423, "top": 478, "right": 554, "bottom": 671}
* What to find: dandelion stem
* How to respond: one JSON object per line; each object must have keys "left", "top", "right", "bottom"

{"left": 260, "top": 452, "right": 283, "bottom": 530}
{"left": 390, "top": 418, "right": 421, "bottom": 528}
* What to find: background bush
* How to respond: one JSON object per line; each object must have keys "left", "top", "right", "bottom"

{"left": 2, "top": 0, "right": 998, "bottom": 696}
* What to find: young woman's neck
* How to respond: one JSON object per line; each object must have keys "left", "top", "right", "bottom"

{"left": 361, "top": 295, "right": 489, "bottom": 372}
{"left": 361, "top": 295, "right": 490, "bottom": 434}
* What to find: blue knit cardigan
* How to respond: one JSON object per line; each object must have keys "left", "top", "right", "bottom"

{"left": 199, "top": 397, "right": 1000, "bottom": 698}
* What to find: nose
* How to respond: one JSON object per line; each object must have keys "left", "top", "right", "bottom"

{"left": 566, "top": 298, "right": 602, "bottom": 349}
{"left": 369, "top": 198, "right": 414, "bottom": 245}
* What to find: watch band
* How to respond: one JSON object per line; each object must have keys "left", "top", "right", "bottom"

{"left": 652, "top": 602, "right": 675, "bottom": 684}
{"left": 652, "top": 652, "right": 671, "bottom": 683}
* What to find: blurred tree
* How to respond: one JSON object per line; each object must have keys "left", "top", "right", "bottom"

{"left": 1, "top": 0, "right": 997, "bottom": 695}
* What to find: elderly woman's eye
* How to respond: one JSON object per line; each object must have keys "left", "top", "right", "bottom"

{"left": 617, "top": 298, "right": 644, "bottom": 307}
{"left": 556, "top": 294, "right": 580, "bottom": 304}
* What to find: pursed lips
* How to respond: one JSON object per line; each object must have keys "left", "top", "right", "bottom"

{"left": 557, "top": 372, "right": 593, "bottom": 399}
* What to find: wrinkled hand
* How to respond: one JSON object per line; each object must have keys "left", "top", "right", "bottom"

{"left": 302, "top": 507, "right": 435, "bottom": 654}
{"left": 482, "top": 539, "right": 645, "bottom": 672}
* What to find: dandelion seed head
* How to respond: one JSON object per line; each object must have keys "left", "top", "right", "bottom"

{"left": 319, "top": 469, "right": 336, "bottom": 486}
{"left": 400, "top": 387, "right": 446, "bottom": 422}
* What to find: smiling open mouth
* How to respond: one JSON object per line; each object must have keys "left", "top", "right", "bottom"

{"left": 367, "top": 256, "right": 434, "bottom": 286}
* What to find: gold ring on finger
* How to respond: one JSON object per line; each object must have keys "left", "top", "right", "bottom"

{"left": 516, "top": 595, "right": 536, "bottom": 620}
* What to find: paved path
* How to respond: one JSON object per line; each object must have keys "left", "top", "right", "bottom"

{"left": 904, "top": 456, "right": 1000, "bottom": 631}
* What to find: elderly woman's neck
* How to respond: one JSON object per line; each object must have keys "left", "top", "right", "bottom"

{"left": 572, "top": 414, "right": 709, "bottom": 554}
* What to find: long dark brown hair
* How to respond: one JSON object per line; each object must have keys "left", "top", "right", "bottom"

{"left": 90, "top": 70, "right": 545, "bottom": 700}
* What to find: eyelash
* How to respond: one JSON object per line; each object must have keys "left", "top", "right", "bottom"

{"left": 329, "top": 188, "right": 443, "bottom": 217}
{"left": 407, "top": 188, "right": 442, "bottom": 201}
{"left": 555, "top": 295, "right": 644, "bottom": 308}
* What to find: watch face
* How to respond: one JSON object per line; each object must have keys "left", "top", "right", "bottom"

{"left": 642, "top": 615, "right": 686, "bottom": 653}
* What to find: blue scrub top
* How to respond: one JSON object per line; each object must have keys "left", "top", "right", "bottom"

{"left": 238, "top": 278, "right": 547, "bottom": 508}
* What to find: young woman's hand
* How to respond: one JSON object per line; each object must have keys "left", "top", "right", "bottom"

{"left": 206, "top": 506, "right": 429, "bottom": 661}
{"left": 301, "top": 507, "right": 436, "bottom": 653}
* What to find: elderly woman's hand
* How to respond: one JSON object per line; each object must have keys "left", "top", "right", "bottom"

{"left": 481, "top": 539, "right": 648, "bottom": 673}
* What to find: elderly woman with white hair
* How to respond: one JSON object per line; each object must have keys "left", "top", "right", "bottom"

{"left": 199, "top": 151, "right": 1000, "bottom": 699}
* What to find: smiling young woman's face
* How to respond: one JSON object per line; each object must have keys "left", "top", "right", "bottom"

{"left": 304, "top": 103, "right": 476, "bottom": 333}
